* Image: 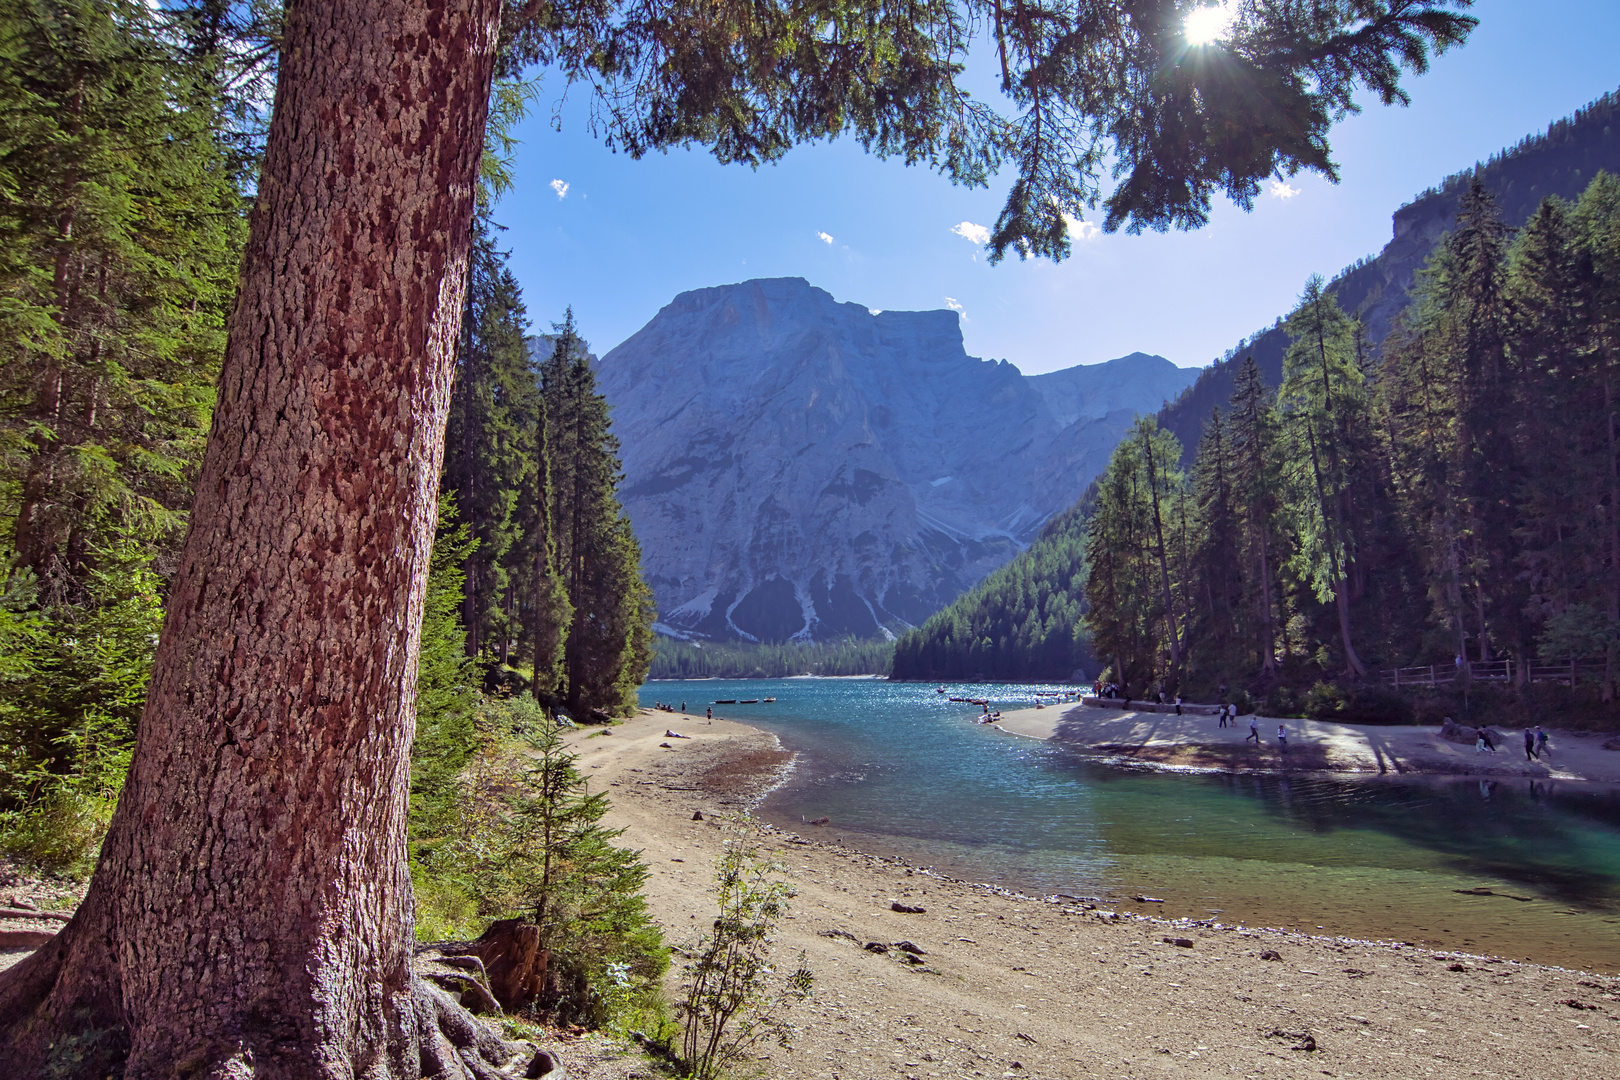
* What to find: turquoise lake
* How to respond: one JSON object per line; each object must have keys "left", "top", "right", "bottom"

{"left": 641, "top": 677, "right": 1620, "bottom": 972}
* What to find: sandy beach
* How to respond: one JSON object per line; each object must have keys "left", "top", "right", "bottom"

{"left": 569, "top": 708, "right": 1620, "bottom": 1079}
{"left": 992, "top": 702, "right": 1620, "bottom": 783}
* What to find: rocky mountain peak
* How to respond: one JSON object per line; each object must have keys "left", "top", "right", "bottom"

{"left": 595, "top": 278, "right": 1195, "bottom": 643}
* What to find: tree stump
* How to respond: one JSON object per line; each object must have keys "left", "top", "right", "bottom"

{"left": 472, "top": 919, "right": 547, "bottom": 1010}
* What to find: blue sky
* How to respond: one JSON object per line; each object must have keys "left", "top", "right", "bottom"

{"left": 498, "top": 1, "right": 1620, "bottom": 376}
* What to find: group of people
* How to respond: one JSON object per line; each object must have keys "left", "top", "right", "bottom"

{"left": 652, "top": 701, "right": 686, "bottom": 713}
{"left": 1471, "top": 722, "right": 1552, "bottom": 760}
{"left": 1230, "top": 710, "right": 1289, "bottom": 750}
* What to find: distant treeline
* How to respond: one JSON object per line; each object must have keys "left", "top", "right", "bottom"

{"left": 890, "top": 503, "right": 1093, "bottom": 682}
{"left": 648, "top": 637, "right": 894, "bottom": 680}
{"left": 1087, "top": 174, "right": 1620, "bottom": 718}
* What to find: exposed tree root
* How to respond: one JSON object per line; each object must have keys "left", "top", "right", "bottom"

{"left": 413, "top": 977, "right": 558, "bottom": 1079}
{"left": 437, "top": 919, "right": 548, "bottom": 1011}
{"left": 0, "top": 929, "right": 557, "bottom": 1079}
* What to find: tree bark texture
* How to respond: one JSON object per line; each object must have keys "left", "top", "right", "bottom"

{"left": 0, "top": 2, "right": 501, "bottom": 1076}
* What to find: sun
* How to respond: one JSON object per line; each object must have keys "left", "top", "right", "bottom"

{"left": 1184, "top": 2, "right": 1236, "bottom": 46}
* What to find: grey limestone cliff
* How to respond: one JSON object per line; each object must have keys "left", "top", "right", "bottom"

{"left": 595, "top": 278, "right": 1194, "bottom": 642}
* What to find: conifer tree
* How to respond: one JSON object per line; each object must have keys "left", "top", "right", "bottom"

{"left": 1191, "top": 407, "right": 1242, "bottom": 669}
{"left": 1280, "top": 276, "right": 1370, "bottom": 677}
{"left": 518, "top": 365, "right": 573, "bottom": 700}
{"left": 539, "top": 312, "right": 653, "bottom": 717}
{"left": 1441, "top": 180, "right": 1521, "bottom": 664}
{"left": 1227, "top": 357, "right": 1286, "bottom": 674}
{"left": 0, "top": 0, "right": 245, "bottom": 598}
{"left": 1137, "top": 416, "right": 1186, "bottom": 679}
{"left": 442, "top": 216, "right": 536, "bottom": 661}
{"left": 1085, "top": 419, "right": 1187, "bottom": 694}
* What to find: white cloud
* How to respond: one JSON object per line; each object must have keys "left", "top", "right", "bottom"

{"left": 816, "top": 231, "right": 835, "bottom": 244}
{"left": 944, "top": 297, "right": 966, "bottom": 317}
{"left": 951, "top": 221, "right": 991, "bottom": 245}
{"left": 1268, "top": 179, "right": 1300, "bottom": 200}
{"left": 549, "top": 178, "right": 569, "bottom": 199}
{"left": 1063, "top": 214, "right": 1101, "bottom": 242}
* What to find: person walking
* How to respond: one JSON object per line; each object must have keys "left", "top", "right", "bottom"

{"left": 1523, "top": 727, "right": 1538, "bottom": 761}
{"left": 1535, "top": 725, "right": 1551, "bottom": 760}
{"left": 706, "top": 706, "right": 713, "bottom": 720}
{"left": 1218, "top": 704, "right": 1228, "bottom": 729}
{"left": 1474, "top": 728, "right": 1488, "bottom": 754}
{"left": 1277, "top": 723, "right": 1288, "bottom": 751}
{"left": 1246, "top": 716, "right": 1260, "bottom": 744}
{"left": 1175, "top": 694, "right": 1183, "bottom": 716}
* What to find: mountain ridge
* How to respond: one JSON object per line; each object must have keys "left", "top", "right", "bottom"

{"left": 594, "top": 278, "right": 1195, "bottom": 643}
{"left": 1159, "top": 85, "right": 1620, "bottom": 461}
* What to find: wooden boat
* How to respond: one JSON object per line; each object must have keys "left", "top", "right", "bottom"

{"left": 762, "top": 697, "right": 776, "bottom": 702}
{"left": 739, "top": 699, "right": 759, "bottom": 704}
{"left": 713, "top": 699, "right": 737, "bottom": 704}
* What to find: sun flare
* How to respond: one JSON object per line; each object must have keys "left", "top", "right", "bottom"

{"left": 1184, "top": 2, "right": 1236, "bottom": 46}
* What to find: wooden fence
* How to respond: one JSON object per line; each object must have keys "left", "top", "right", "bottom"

{"left": 1383, "top": 658, "right": 1609, "bottom": 688}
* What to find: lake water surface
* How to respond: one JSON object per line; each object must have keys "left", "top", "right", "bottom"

{"left": 641, "top": 677, "right": 1620, "bottom": 972}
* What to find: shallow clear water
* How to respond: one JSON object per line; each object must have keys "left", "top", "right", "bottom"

{"left": 641, "top": 678, "right": 1620, "bottom": 971}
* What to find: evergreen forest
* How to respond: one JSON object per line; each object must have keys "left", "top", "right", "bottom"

{"left": 1085, "top": 175, "right": 1620, "bottom": 726}
{"left": 649, "top": 636, "right": 895, "bottom": 680}
{"left": 891, "top": 503, "right": 1093, "bottom": 682}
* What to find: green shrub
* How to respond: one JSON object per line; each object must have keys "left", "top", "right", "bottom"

{"left": 1264, "top": 685, "right": 1300, "bottom": 718}
{"left": 678, "top": 837, "right": 813, "bottom": 1079}
{"left": 421, "top": 696, "right": 667, "bottom": 1027}
{"left": 1303, "top": 681, "right": 1348, "bottom": 719}
{"left": 0, "top": 534, "right": 163, "bottom": 873}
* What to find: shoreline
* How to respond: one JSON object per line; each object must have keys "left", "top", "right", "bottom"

{"left": 580, "top": 709, "right": 1618, "bottom": 1077}
{"left": 993, "top": 702, "right": 1620, "bottom": 783}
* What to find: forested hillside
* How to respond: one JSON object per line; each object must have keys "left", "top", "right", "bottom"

{"left": 649, "top": 637, "right": 894, "bottom": 679}
{"left": 896, "top": 92, "right": 1620, "bottom": 712}
{"left": 1161, "top": 87, "right": 1620, "bottom": 463}
{"left": 1088, "top": 175, "right": 1620, "bottom": 723}
{"left": 890, "top": 503, "right": 1093, "bottom": 682}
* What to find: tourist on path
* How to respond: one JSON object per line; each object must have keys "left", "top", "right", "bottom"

{"left": 1535, "top": 725, "right": 1551, "bottom": 760}
{"left": 1276, "top": 723, "right": 1288, "bottom": 751}
{"left": 1175, "top": 694, "right": 1183, "bottom": 716}
{"left": 1246, "top": 717, "right": 1260, "bottom": 744}
{"left": 1218, "top": 705, "right": 1228, "bottom": 729}
{"left": 1523, "top": 727, "right": 1537, "bottom": 761}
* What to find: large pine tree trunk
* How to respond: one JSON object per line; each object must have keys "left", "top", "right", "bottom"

{"left": 0, "top": 1, "right": 503, "bottom": 1075}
